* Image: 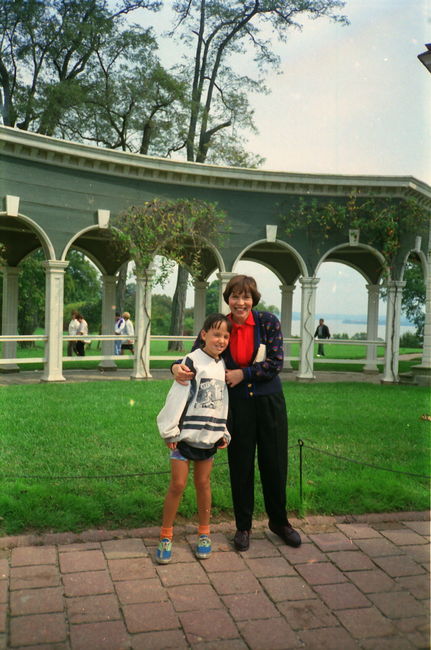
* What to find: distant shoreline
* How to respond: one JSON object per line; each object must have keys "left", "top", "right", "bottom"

{"left": 290, "top": 314, "right": 413, "bottom": 327}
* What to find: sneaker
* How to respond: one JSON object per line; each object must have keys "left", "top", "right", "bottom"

{"left": 196, "top": 535, "right": 212, "bottom": 559}
{"left": 268, "top": 521, "right": 301, "bottom": 548}
{"left": 156, "top": 538, "right": 172, "bottom": 564}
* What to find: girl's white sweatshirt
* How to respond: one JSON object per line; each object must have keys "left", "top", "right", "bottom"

{"left": 157, "top": 348, "right": 230, "bottom": 448}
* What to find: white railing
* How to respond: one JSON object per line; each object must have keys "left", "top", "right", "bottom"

{"left": 0, "top": 334, "right": 386, "bottom": 368}
{"left": 311, "top": 337, "right": 385, "bottom": 365}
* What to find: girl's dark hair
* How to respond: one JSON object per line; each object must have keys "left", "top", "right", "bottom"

{"left": 201, "top": 313, "right": 232, "bottom": 333}
{"left": 223, "top": 275, "right": 261, "bottom": 307}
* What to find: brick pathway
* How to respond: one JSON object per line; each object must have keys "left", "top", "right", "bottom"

{"left": 0, "top": 512, "right": 429, "bottom": 649}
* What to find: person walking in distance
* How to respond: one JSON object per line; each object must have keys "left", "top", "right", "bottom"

{"left": 314, "top": 318, "right": 330, "bottom": 357}
{"left": 120, "top": 312, "right": 134, "bottom": 355}
{"left": 67, "top": 310, "right": 79, "bottom": 356}
{"left": 75, "top": 313, "right": 89, "bottom": 356}
{"left": 114, "top": 312, "right": 125, "bottom": 356}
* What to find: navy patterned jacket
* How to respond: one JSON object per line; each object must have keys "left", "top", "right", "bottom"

{"left": 188, "top": 310, "right": 284, "bottom": 401}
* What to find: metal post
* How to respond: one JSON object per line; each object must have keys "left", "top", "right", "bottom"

{"left": 298, "top": 439, "right": 304, "bottom": 507}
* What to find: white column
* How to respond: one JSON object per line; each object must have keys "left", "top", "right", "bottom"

{"left": 297, "top": 277, "right": 319, "bottom": 381}
{"left": 98, "top": 274, "right": 117, "bottom": 371}
{"left": 382, "top": 280, "right": 406, "bottom": 383}
{"left": 363, "top": 284, "right": 380, "bottom": 374}
{"left": 41, "top": 260, "right": 69, "bottom": 382}
{"left": 217, "top": 272, "right": 236, "bottom": 314}
{"left": 280, "top": 284, "right": 295, "bottom": 371}
{"left": 0, "top": 266, "right": 20, "bottom": 372}
{"left": 193, "top": 280, "right": 208, "bottom": 334}
{"left": 131, "top": 267, "right": 155, "bottom": 380}
{"left": 409, "top": 253, "right": 431, "bottom": 385}
{"left": 420, "top": 255, "right": 431, "bottom": 368}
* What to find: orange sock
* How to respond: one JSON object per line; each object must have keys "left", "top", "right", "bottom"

{"left": 198, "top": 525, "right": 210, "bottom": 537}
{"left": 160, "top": 526, "right": 173, "bottom": 540}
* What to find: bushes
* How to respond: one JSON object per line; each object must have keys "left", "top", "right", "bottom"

{"left": 399, "top": 331, "right": 422, "bottom": 348}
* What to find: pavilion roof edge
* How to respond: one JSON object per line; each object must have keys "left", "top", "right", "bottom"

{"left": 1, "top": 126, "right": 430, "bottom": 203}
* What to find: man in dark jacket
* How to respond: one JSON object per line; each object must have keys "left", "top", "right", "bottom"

{"left": 314, "top": 318, "right": 330, "bottom": 357}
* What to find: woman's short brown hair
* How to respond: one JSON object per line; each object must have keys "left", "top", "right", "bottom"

{"left": 223, "top": 275, "right": 261, "bottom": 307}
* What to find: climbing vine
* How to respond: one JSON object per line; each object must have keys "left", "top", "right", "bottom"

{"left": 111, "top": 197, "right": 227, "bottom": 280}
{"left": 279, "top": 193, "right": 429, "bottom": 272}
{"left": 110, "top": 197, "right": 227, "bottom": 375}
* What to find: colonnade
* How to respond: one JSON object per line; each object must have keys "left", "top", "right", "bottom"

{"left": 1, "top": 260, "right": 423, "bottom": 384}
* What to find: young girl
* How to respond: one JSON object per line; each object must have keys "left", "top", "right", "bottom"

{"left": 156, "top": 313, "right": 232, "bottom": 564}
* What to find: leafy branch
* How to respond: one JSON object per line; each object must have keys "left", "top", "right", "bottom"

{"left": 280, "top": 193, "right": 429, "bottom": 270}
{"left": 111, "top": 197, "right": 227, "bottom": 278}
{"left": 110, "top": 197, "right": 227, "bottom": 374}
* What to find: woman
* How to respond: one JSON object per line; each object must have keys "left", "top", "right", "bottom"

{"left": 173, "top": 275, "right": 301, "bottom": 552}
{"left": 120, "top": 312, "right": 135, "bottom": 355}
{"left": 75, "top": 313, "right": 89, "bottom": 356}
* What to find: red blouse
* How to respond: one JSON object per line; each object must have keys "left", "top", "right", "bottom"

{"left": 228, "top": 311, "right": 255, "bottom": 367}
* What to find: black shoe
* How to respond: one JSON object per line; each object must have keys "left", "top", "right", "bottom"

{"left": 233, "top": 529, "right": 250, "bottom": 551}
{"left": 268, "top": 521, "right": 301, "bottom": 547}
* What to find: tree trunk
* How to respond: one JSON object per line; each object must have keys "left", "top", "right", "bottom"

{"left": 116, "top": 262, "right": 128, "bottom": 313}
{"left": 168, "top": 265, "right": 188, "bottom": 351}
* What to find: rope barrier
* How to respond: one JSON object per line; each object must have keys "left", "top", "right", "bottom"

{"left": 0, "top": 441, "right": 428, "bottom": 497}
{"left": 0, "top": 445, "right": 299, "bottom": 482}
{"left": 297, "top": 438, "right": 430, "bottom": 506}
{"left": 298, "top": 439, "right": 431, "bottom": 479}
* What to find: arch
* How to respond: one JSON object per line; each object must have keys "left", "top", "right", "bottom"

{"left": 61, "top": 225, "right": 129, "bottom": 276}
{"left": 200, "top": 239, "right": 225, "bottom": 277}
{"left": 400, "top": 247, "right": 428, "bottom": 282}
{"left": 65, "top": 245, "right": 107, "bottom": 276}
{"left": 232, "top": 238, "right": 308, "bottom": 283}
{"left": 315, "top": 242, "right": 387, "bottom": 284}
{"left": 0, "top": 211, "right": 55, "bottom": 263}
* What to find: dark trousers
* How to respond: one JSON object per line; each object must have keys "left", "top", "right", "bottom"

{"left": 75, "top": 340, "right": 85, "bottom": 356}
{"left": 317, "top": 341, "right": 325, "bottom": 355}
{"left": 227, "top": 392, "right": 289, "bottom": 531}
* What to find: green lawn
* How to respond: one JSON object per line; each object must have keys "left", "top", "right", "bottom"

{"left": 0, "top": 380, "right": 429, "bottom": 535}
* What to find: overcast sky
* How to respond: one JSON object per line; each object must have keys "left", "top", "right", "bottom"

{"left": 146, "top": 0, "right": 430, "bottom": 317}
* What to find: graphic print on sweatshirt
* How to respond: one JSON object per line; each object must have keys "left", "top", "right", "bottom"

{"left": 195, "top": 378, "right": 225, "bottom": 410}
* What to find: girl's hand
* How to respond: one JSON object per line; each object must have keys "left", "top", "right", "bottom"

{"left": 166, "top": 441, "right": 177, "bottom": 450}
{"left": 225, "top": 368, "right": 244, "bottom": 388}
{"left": 172, "top": 363, "right": 194, "bottom": 385}
{"left": 217, "top": 436, "right": 229, "bottom": 449}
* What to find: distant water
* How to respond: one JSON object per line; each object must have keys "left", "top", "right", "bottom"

{"left": 289, "top": 319, "right": 415, "bottom": 339}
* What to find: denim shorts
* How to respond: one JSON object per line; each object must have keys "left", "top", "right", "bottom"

{"left": 170, "top": 447, "right": 189, "bottom": 461}
{"left": 170, "top": 448, "right": 214, "bottom": 462}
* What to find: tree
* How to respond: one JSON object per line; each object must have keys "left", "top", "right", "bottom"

{"left": 206, "top": 279, "right": 220, "bottom": 314}
{"left": 401, "top": 259, "right": 426, "bottom": 341}
{"left": 64, "top": 250, "right": 101, "bottom": 304}
{"left": 0, "top": 0, "right": 161, "bottom": 132}
{"left": 169, "top": 0, "right": 347, "bottom": 165}
{"left": 151, "top": 293, "right": 173, "bottom": 334}
{"left": 17, "top": 250, "right": 46, "bottom": 345}
{"left": 57, "top": 30, "right": 185, "bottom": 154}
{"left": 167, "top": 0, "right": 348, "bottom": 346}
